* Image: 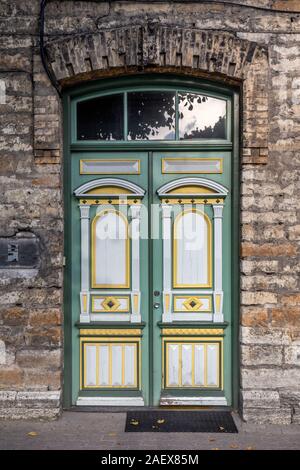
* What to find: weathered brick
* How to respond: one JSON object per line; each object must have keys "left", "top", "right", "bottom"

{"left": 0, "top": 367, "right": 23, "bottom": 390}
{"left": 241, "top": 260, "right": 279, "bottom": 275}
{"left": 241, "top": 291, "right": 278, "bottom": 305}
{"left": 241, "top": 327, "right": 292, "bottom": 346}
{"left": 241, "top": 243, "right": 298, "bottom": 257}
{"left": 242, "top": 408, "right": 292, "bottom": 425}
{"left": 288, "top": 225, "right": 300, "bottom": 241}
{"left": 241, "top": 344, "right": 283, "bottom": 366}
{"left": 270, "top": 307, "right": 300, "bottom": 327}
{"left": 241, "top": 390, "right": 280, "bottom": 409}
{"left": 241, "top": 306, "right": 269, "bottom": 327}
{"left": 241, "top": 368, "right": 300, "bottom": 389}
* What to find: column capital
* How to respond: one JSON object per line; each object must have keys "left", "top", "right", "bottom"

{"left": 129, "top": 204, "right": 142, "bottom": 219}
{"left": 79, "top": 204, "right": 90, "bottom": 219}
{"left": 161, "top": 204, "right": 173, "bottom": 218}
{"left": 213, "top": 204, "right": 224, "bottom": 218}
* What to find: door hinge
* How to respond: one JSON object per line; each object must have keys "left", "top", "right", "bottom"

{"left": 63, "top": 256, "right": 66, "bottom": 266}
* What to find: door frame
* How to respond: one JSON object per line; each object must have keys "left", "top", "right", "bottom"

{"left": 62, "top": 74, "right": 240, "bottom": 409}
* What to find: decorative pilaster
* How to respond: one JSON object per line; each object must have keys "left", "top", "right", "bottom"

{"left": 162, "top": 204, "right": 173, "bottom": 322}
{"left": 130, "top": 205, "right": 142, "bottom": 323}
{"left": 79, "top": 204, "right": 91, "bottom": 323}
{"left": 213, "top": 204, "right": 224, "bottom": 323}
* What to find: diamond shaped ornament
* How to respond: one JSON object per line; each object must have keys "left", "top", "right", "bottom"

{"left": 183, "top": 296, "right": 203, "bottom": 311}
{"left": 101, "top": 296, "right": 121, "bottom": 311}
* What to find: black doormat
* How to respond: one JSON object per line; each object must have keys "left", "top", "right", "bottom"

{"left": 125, "top": 410, "right": 238, "bottom": 433}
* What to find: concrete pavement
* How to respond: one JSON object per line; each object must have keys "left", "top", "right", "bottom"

{"left": 0, "top": 411, "right": 300, "bottom": 450}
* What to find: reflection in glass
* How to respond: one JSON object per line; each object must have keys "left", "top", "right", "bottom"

{"left": 128, "top": 92, "right": 175, "bottom": 140}
{"left": 179, "top": 93, "right": 226, "bottom": 140}
{"left": 77, "top": 94, "right": 124, "bottom": 140}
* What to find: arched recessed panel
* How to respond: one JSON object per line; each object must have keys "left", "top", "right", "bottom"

{"left": 74, "top": 178, "right": 146, "bottom": 198}
{"left": 173, "top": 209, "right": 212, "bottom": 288}
{"left": 86, "top": 186, "right": 132, "bottom": 195}
{"left": 157, "top": 177, "right": 228, "bottom": 198}
{"left": 168, "top": 185, "right": 215, "bottom": 195}
{"left": 92, "top": 210, "right": 130, "bottom": 288}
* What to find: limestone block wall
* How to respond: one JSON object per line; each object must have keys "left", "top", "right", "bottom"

{"left": 0, "top": 1, "right": 300, "bottom": 422}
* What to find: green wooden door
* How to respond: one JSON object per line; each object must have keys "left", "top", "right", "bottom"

{"left": 151, "top": 151, "right": 232, "bottom": 406}
{"left": 64, "top": 77, "right": 238, "bottom": 408}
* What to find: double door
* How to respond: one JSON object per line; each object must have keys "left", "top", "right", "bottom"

{"left": 70, "top": 150, "right": 232, "bottom": 406}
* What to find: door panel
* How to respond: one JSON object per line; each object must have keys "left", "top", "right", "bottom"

{"left": 71, "top": 152, "right": 149, "bottom": 405}
{"left": 152, "top": 151, "right": 232, "bottom": 406}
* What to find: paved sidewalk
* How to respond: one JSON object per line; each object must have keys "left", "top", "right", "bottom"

{"left": 0, "top": 411, "right": 300, "bottom": 450}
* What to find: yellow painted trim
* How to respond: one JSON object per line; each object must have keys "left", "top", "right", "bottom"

{"left": 80, "top": 159, "right": 141, "bottom": 175}
{"left": 80, "top": 329, "right": 142, "bottom": 336}
{"left": 173, "top": 208, "right": 212, "bottom": 288}
{"left": 173, "top": 295, "right": 212, "bottom": 312}
{"left": 91, "top": 295, "right": 130, "bottom": 313}
{"left": 164, "top": 293, "right": 170, "bottom": 312}
{"left": 133, "top": 294, "right": 139, "bottom": 313}
{"left": 79, "top": 198, "right": 142, "bottom": 205}
{"left": 82, "top": 294, "right": 87, "bottom": 312}
{"left": 215, "top": 294, "right": 221, "bottom": 312}
{"left": 91, "top": 209, "right": 130, "bottom": 289}
{"left": 162, "top": 157, "right": 223, "bottom": 174}
{"left": 162, "top": 329, "right": 223, "bottom": 336}
{"left": 162, "top": 198, "right": 224, "bottom": 205}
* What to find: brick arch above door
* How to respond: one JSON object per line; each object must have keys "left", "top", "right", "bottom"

{"left": 35, "top": 23, "right": 269, "bottom": 165}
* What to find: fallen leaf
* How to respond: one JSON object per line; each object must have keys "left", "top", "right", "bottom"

{"left": 27, "top": 432, "right": 38, "bottom": 437}
{"left": 229, "top": 443, "right": 238, "bottom": 449}
{"left": 209, "top": 437, "right": 216, "bottom": 442}
{"left": 245, "top": 446, "right": 255, "bottom": 450}
{"left": 219, "top": 426, "right": 225, "bottom": 431}
{"left": 157, "top": 419, "right": 165, "bottom": 424}
{"left": 108, "top": 433, "right": 117, "bottom": 437}
{"left": 130, "top": 419, "right": 139, "bottom": 426}
{"left": 211, "top": 448, "right": 220, "bottom": 451}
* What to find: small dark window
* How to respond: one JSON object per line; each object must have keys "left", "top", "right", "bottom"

{"left": 77, "top": 94, "right": 124, "bottom": 140}
{"left": 178, "top": 92, "right": 226, "bottom": 140}
{"left": 127, "top": 92, "right": 175, "bottom": 141}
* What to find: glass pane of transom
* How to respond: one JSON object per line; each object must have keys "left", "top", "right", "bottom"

{"left": 77, "top": 94, "right": 124, "bottom": 140}
{"left": 128, "top": 91, "right": 175, "bottom": 140}
{"left": 179, "top": 92, "right": 226, "bottom": 140}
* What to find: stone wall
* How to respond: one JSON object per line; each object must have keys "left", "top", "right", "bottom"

{"left": 0, "top": 1, "right": 300, "bottom": 423}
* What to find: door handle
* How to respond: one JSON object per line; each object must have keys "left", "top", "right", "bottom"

{"left": 153, "top": 303, "right": 160, "bottom": 309}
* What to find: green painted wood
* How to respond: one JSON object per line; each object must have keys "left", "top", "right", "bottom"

{"left": 151, "top": 150, "right": 232, "bottom": 405}
{"left": 70, "top": 151, "right": 149, "bottom": 403}
{"left": 63, "top": 75, "right": 239, "bottom": 408}
{"left": 231, "top": 91, "right": 241, "bottom": 410}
